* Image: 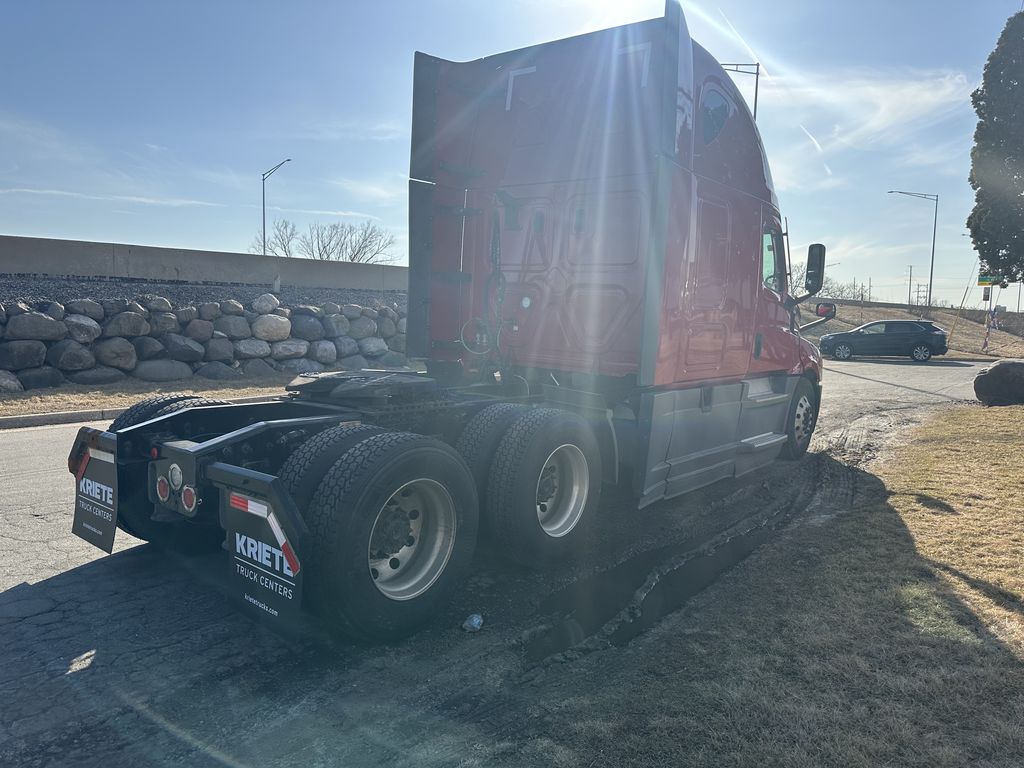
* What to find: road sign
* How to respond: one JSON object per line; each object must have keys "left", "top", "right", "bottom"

{"left": 978, "top": 275, "right": 1003, "bottom": 286}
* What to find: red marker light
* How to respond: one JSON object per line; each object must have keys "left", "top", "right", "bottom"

{"left": 181, "top": 485, "right": 197, "bottom": 513}
{"left": 150, "top": 447, "right": 159, "bottom": 459}
{"left": 156, "top": 476, "right": 170, "bottom": 503}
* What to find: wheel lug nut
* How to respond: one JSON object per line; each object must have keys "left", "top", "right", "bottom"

{"left": 406, "top": 536, "right": 415, "bottom": 547}
{"left": 408, "top": 509, "right": 420, "bottom": 520}
{"left": 539, "top": 503, "right": 548, "bottom": 513}
{"left": 389, "top": 558, "right": 401, "bottom": 569}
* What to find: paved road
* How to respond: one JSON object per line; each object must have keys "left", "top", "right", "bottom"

{"left": 0, "top": 359, "right": 986, "bottom": 767}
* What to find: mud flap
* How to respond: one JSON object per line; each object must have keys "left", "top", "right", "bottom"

{"left": 207, "top": 462, "right": 308, "bottom": 629}
{"left": 69, "top": 428, "right": 120, "bottom": 553}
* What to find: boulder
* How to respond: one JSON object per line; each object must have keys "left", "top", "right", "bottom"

{"left": 93, "top": 337, "right": 137, "bottom": 370}
{"left": 341, "top": 304, "right": 363, "bottom": 320}
{"left": 377, "top": 351, "right": 409, "bottom": 368}
{"left": 339, "top": 354, "right": 368, "bottom": 370}
{"left": 204, "top": 337, "right": 235, "bottom": 363}
{"left": 244, "top": 310, "right": 259, "bottom": 323}
{"left": 378, "top": 316, "right": 397, "bottom": 339}
{"left": 101, "top": 299, "right": 128, "bottom": 316}
{"left": 241, "top": 358, "right": 277, "bottom": 378}
{"left": 103, "top": 311, "right": 150, "bottom": 338}
{"left": 133, "top": 359, "right": 193, "bottom": 382}
{"left": 0, "top": 370, "right": 23, "bottom": 393}
{"left": 271, "top": 339, "right": 309, "bottom": 360}
{"left": 163, "top": 333, "right": 206, "bottom": 363}
{"left": 322, "top": 314, "right": 350, "bottom": 338}
{"left": 358, "top": 337, "right": 388, "bottom": 358}
{"left": 220, "top": 299, "right": 245, "bottom": 316}
{"left": 277, "top": 358, "right": 324, "bottom": 375}
{"left": 67, "top": 366, "right": 126, "bottom": 385}
{"left": 125, "top": 300, "right": 148, "bottom": 316}
{"left": 7, "top": 300, "right": 32, "bottom": 315}
{"left": 64, "top": 314, "right": 103, "bottom": 344}
{"left": 196, "top": 361, "right": 243, "bottom": 380}
{"left": 46, "top": 339, "right": 95, "bottom": 371}
{"left": 41, "top": 301, "right": 65, "bottom": 321}
{"left": 143, "top": 295, "right": 173, "bottom": 312}
{"left": 251, "top": 314, "right": 291, "bottom": 342}
{"left": 175, "top": 307, "right": 198, "bottom": 324}
{"left": 322, "top": 301, "right": 341, "bottom": 315}
{"left": 17, "top": 366, "right": 65, "bottom": 390}
{"left": 132, "top": 336, "right": 167, "bottom": 361}
{"left": 0, "top": 340, "right": 47, "bottom": 370}
{"left": 290, "top": 314, "right": 325, "bottom": 341}
{"left": 234, "top": 338, "right": 272, "bottom": 359}
{"left": 309, "top": 340, "right": 338, "bottom": 364}
{"left": 252, "top": 293, "right": 280, "bottom": 314}
{"left": 390, "top": 334, "right": 406, "bottom": 353}
{"left": 292, "top": 304, "right": 323, "bottom": 318}
{"left": 333, "top": 335, "right": 359, "bottom": 359}
{"left": 397, "top": 317, "right": 407, "bottom": 334}
{"left": 272, "top": 307, "right": 291, "bottom": 318}
{"left": 184, "top": 318, "right": 215, "bottom": 342}
{"left": 974, "top": 360, "right": 1024, "bottom": 406}
{"left": 381, "top": 306, "right": 399, "bottom": 322}
{"left": 148, "top": 312, "right": 180, "bottom": 335}
{"left": 5, "top": 311, "right": 67, "bottom": 341}
{"left": 198, "top": 302, "right": 222, "bottom": 321}
{"left": 348, "top": 316, "right": 377, "bottom": 340}
{"left": 361, "top": 307, "right": 379, "bottom": 320}
{"left": 213, "top": 315, "right": 252, "bottom": 340}
{"left": 0, "top": 302, "right": 5, "bottom": 324}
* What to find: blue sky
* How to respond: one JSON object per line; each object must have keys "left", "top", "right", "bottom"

{"left": 1, "top": 0, "right": 1020, "bottom": 307}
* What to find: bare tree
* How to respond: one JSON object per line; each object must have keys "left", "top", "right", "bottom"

{"left": 248, "top": 219, "right": 299, "bottom": 257}
{"left": 252, "top": 218, "right": 396, "bottom": 263}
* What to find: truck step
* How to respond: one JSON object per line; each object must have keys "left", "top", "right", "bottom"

{"left": 738, "top": 432, "right": 787, "bottom": 453}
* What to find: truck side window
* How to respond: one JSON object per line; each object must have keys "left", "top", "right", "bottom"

{"left": 700, "top": 88, "right": 729, "bottom": 145}
{"left": 761, "top": 230, "right": 785, "bottom": 294}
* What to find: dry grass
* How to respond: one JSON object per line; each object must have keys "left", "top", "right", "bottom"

{"left": 0, "top": 375, "right": 295, "bottom": 418}
{"left": 544, "top": 405, "right": 1024, "bottom": 767}
{"left": 805, "top": 304, "right": 1024, "bottom": 359}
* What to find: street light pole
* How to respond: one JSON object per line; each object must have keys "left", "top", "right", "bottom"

{"left": 888, "top": 190, "right": 939, "bottom": 309}
{"left": 262, "top": 158, "right": 291, "bottom": 256}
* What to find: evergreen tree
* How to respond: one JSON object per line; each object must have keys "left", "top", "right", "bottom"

{"left": 967, "top": 12, "right": 1024, "bottom": 281}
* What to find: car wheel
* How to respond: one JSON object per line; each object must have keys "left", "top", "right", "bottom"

{"left": 911, "top": 344, "right": 932, "bottom": 362}
{"left": 832, "top": 343, "right": 853, "bottom": 361}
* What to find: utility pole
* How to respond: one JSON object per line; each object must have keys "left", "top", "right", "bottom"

{"left": 889, "top": 191, "right": 939, "bottom": 310}
{"left": 907, "top": 265, "right": 914, "bottom": 309}
{"left": 868, "top": 277, "right": 872, "bottom": 303}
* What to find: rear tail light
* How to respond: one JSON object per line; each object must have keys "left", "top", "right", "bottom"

{"left": 156, "top": 476, "right": 170, "bottom": 503}
{"left": 181, "top": 485, "right": 198, "bottom": 513}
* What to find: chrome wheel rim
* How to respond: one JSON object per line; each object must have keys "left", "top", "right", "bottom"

{"left": 793, "top": 394, "right": 815, "bottom": 445}
{"left": 367, "top": 479, "right": 456, "bottom": 601}
{"left": 535, "top": 444, "right": 589, "bottom": 538}
{"left": 834, "top": 344, "right": 852, "bottom": 360}
{"left": 912, "top": 345, "right": 930, "bottom": 361}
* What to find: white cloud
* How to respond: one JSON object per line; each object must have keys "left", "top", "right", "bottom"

{"left": 268, "top": 205, "right": 378, "bottom": 219}
{"left": 332, "top": 174, "right": 407, "bottom": 204}
{"left": 0, "top": 187, "right": 222, "bottom": 207}
{"left": 297, "top": 119, "right": 406, "bottom": 143}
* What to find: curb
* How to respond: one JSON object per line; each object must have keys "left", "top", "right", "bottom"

{"left": 0, "top": 395, "right": 281, "bottom": 431}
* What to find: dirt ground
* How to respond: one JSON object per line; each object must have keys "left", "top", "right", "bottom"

{"left": 0, "top": 376, "right": 295, "bottom": 418}
{"left": 3, "top": 363, "right": 1022, "bottom": 766}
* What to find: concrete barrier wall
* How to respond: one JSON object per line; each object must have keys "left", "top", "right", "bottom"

{"left": 0, "top": 235, "right": 408, "bottom": 292}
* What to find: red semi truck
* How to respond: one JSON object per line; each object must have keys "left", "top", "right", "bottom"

{"left": 68, "top": 1, "right": 834, "bottom": 640}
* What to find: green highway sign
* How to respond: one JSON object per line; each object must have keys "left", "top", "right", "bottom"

{"left": 978, "top": 275, "right": 1003, "bottom": 285}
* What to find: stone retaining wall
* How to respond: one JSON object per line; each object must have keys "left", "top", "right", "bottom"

{"left": 0, "top": 293, "right": 408, "bottom": 393}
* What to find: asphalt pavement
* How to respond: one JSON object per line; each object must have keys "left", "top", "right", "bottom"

{"left": 0, "top": 358, "right": 987, "bottom": 767}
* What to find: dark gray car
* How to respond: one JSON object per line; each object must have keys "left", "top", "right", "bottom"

{"left": 818, "top": 320, "right": 949, "bottom": 362}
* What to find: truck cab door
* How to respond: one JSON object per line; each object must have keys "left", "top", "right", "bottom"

{"left": 748, "top": 208, "right": 797, "bottom": 375}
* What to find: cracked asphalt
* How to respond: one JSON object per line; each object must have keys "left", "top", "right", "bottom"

{"left": 0, "top": 359, "right": 985, "bottom": 767}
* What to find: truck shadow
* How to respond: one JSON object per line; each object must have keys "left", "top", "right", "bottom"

{"left": 2, "top": 453, "right": 1022, "bottom": 767}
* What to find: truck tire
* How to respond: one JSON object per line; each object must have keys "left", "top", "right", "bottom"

{"left": 304, "top": 431, "right": 478, "bottom": 641}
{"left": 454, "top": 402, "right": 529, "bottom": 521}
{"left": 486, "top": 408, "right": 601, "bottom": 567}
{"left": 779, "top": 378, "right": 818, "bottom": 460}
{"left": 278, "top": 423, "right": 385, "bottom": 516}
{"left": 109, "top": 393, "right": 199, "bottom": 432}
{"left": 110, "top": 395, "right": 228, "bottom": 551}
